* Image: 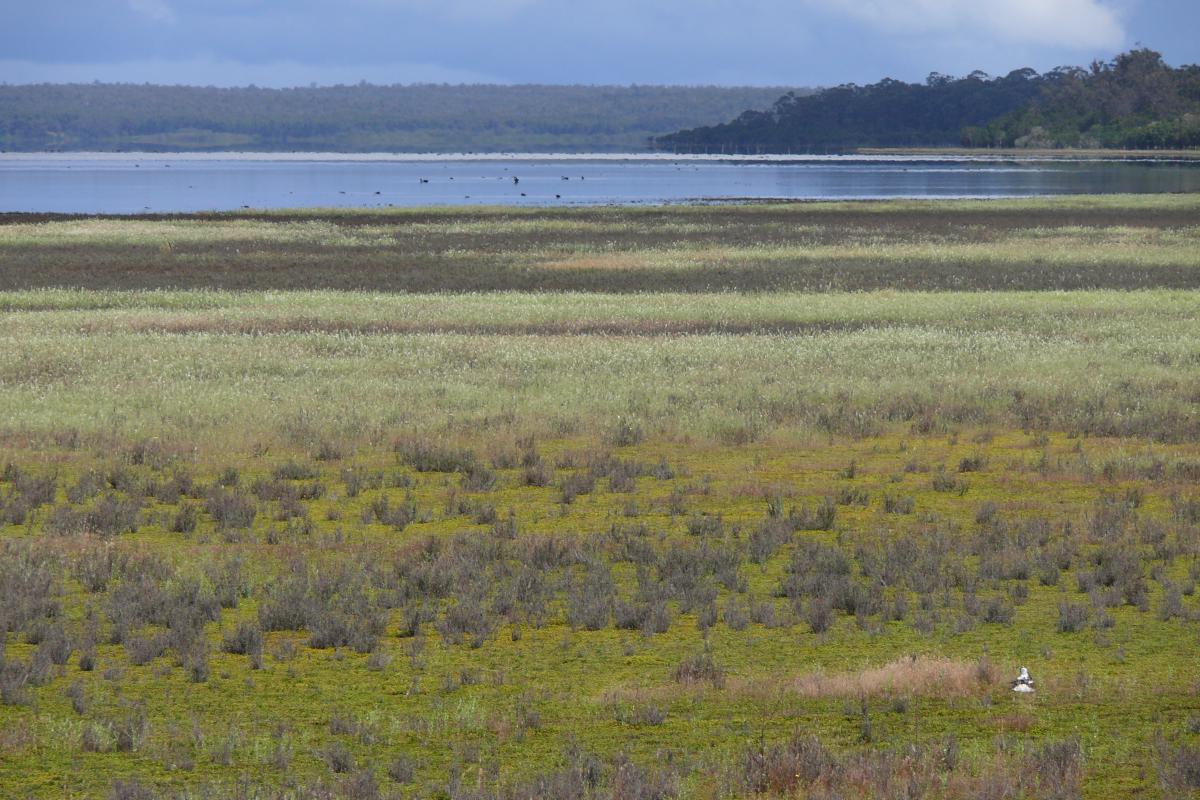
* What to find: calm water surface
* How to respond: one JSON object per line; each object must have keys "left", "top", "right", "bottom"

{"left": 2, "top": 153, "right": 1198, "bottom": 213}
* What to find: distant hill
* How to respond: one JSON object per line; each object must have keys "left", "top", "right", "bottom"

{"left": 655, "top": 50, "right": 1200, "bottom": 153}
{"left": 0, "top": 83, "right": 799, "bottom": 153}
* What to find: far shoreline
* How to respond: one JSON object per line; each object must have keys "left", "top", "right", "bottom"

{"left": 856, "top": 146, "right": 1200, "bottom": 161}
{"left": 3, "top": 149, "right": 1200, "bottom": 163}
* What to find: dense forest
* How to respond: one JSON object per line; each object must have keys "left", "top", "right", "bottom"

{"left": 0, "top": 83, "right": 793, "bottom": 153}
{"left": 656, "top": 50, "right": 1200, "bottom": 153}
{"left": 6, "top": 51, "right": 1196, "bottom": 154}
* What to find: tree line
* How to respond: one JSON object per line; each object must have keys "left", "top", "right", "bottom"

{"left": 655, "top": 50, "right": 1200, "bottom": 153}
{"left": 0, "top": 83, "right": 793, "bottom": 153}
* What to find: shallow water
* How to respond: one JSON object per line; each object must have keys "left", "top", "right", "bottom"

{"left": 2, "top": 152, "right": 1198, "bottom": 213}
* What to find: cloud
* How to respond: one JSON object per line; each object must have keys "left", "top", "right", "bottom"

{"left": 350, "top": 0, "right": 541, "bottom": 20}
{"left": 811, "top": 0, "right": 1126, "bottom": 50}
{"left": 127, "top": 0, "right": 177, "bottom": 24}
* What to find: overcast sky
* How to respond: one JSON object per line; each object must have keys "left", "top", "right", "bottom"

{"left": 2, "top": 0, "right": 1197, "bottom": 88}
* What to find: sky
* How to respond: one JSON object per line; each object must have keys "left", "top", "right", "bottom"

{"left": 2, "top": 0, "right": 1198, "bottom": 88}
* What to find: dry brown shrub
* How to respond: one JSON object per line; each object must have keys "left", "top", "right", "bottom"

{"left": 602, "top": 655, "right": 1001, "bottom": 710}
{"left": 729, "top": 655, "right": 997, "bottom": 701}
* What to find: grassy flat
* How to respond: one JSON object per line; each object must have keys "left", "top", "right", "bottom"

{"left": 1, "top": 196, "right": 1199, "bottom": 799}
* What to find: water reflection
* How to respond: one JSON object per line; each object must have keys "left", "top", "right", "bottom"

{"left": 1, "top": 154, "right": 1197, "bottom": 213}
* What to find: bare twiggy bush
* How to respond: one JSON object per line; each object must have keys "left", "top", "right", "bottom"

{"left": 1158, "top": 740, "right": 1200, "bottom": 793}
{"left": 1158, "top": 581, "right": 1187, "bottom": 621}
{"left": 0, "top": 657, "right": 31, "bottom": 706}
{"left": 204, "top": 487, "right": 256, "bottom": 530}
{"left": 1088, "top": 493, "right": 1136, "bottom": 540}
{"left": 733, "top": 730, "right": 1078, "bottom": 800}
{"left": 46, "top": 505, "right": 86, "bottom": 536}
{"left": 0, "top": 542, "right": 60, "bottom": 633}
{"left": 610, "top": 419, "right": 645, "bottom": 447}
{"left": 791, "top": 497, "right": 838, "bottom": 531}
{"left": 36, "top": 621, "right": 72, "bottom": 665}
{"left": 932, "top": 466, "right": 968, "bottom": 493}
{"left": 341, "top": 467, "right": 384, "bottom": 498}
{"left": 958, "top": 453, "right": 988, "bottom": 473}
{"left": 559, "top": 472, "right": 596, "bottom": 504}
{"left": 884, "top": 493, "right": 916, "bottom": 514}
{"left": 81, "top": 722, "right": 111, "bottom": 753}
{"left": 184, "top": 640, "right": 210, "bottom": 683}
{"left": 722, "top": 598, "right": 750, "bottom": 631}
{"left": 805, "top": 597, "right": 834, "bottom": 633}
{"left": 76, "top": 494, "right": 144, "bottom": 537}
{"left": 836, "top": 485, "right": 871, "bottom": 506}
{"left": 437, "top": 591, "right": 497, "bottom": 648}
{"left": 739, "top": 734, "right": 834, "bottom": 795}
{"left": 306, "top": 572, "right": 388, "bottom": 653}
{"left": 223, "top": 620, "right": 264, "bottom": 660}
{"left": 749, "top": 517, "right": 792, "bottom": 564}
{"left": 491, "top": 509, "right": 519, "bottom": 539}
{"left": 170, "top": 503, "right": 198, "bottom": 533}
{"left": 365, "top": 492, "right": 420, "bottom": 530}
{"left": 325, "top": 741, "right": 355, "bottom": 774}
{"left": 388, "top": 754, "right": 418, "bottom": 784}
{"left": 566, "top": 563, "right": 615, "bottom": 631}
{"left": 273, "top": 460, "right": 320, "bottom": 481}
{"left": 125, "top": 633, "right": 169, "bottom": 666}
{"left": 340, "top": 769, "right": 380, "bottom": 800}
{"left": 205, "top": 556, "right": 247, "bottom": 609}
{"left": 112, "top": 701, "right": 149, "bottom": 752}
{"left": 982, "top": 595, "right": 1016, "bottom": 624}
{"left": 66, "top": 471, "right": 104, "bottom": 505}
{"left": 1058, "top": 601, "right": 1090, "bottom": 633}
{"left": 460, "top": 463, "right": 498, "bottom": 492}
{"left": 673, "top": 649, "right": 724, "bottom": 687}
{"left": 107, "top": 779, "right": 156, "bottom": 800}
{"left": 395, "top": 437, "right": 476, "bottom": 473}
{"left": 520, "top": 459, "right": 553, "bottom": 487}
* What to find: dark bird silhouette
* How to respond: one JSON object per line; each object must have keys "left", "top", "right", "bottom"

{"left": 513, "top": 176, "right": 520, "bottom": 184}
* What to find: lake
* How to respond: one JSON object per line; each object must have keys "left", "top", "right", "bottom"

{"left": 2, "top": 152, "right": 1199, "bottom": 213}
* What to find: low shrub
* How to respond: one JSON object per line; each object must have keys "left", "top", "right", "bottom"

{"left": 204, "top": 487, "right": 256, "bottom": 530}
{"left": 674, "top": 649, "right": 724, "bottom": 687}
{"left": 1057, "top": 601, "right": 1090, "bottom": 633}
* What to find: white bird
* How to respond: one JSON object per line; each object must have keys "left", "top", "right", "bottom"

{"left": 1012, "top": 666, "right": 1034, "bottom": 693}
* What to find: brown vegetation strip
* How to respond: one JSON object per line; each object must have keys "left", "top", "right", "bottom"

{"left": 604, "top": 656, "right": 1000, "bottom": 705}
{"left": 2, "top": 202, "right": 1198, "bottom": 292}
{"left": 736, "top": 656, "right": 998, "bottom": 700}
{"left": 72, "top": 316, "right": 875, "bottom": 337}
{"left": 2, "top": 202, "right": 1198, "bottom": 229}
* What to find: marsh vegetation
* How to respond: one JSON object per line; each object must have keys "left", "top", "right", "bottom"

{"left": 1, "top": 195, "right": 1199, "bottom": 799}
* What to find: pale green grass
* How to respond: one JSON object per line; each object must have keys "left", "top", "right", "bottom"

{"left": 0, "top": 290, "right": 1196, "bottom": 451}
